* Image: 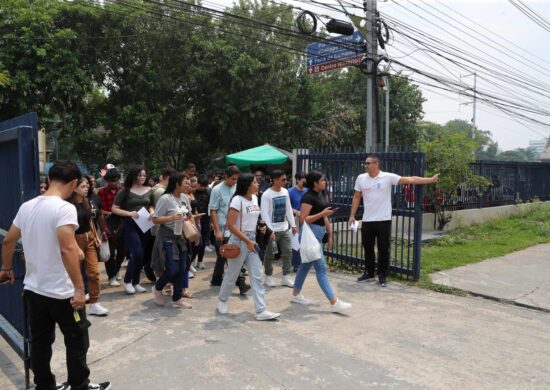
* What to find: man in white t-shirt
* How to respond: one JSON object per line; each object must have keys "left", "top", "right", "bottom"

{"left": 260, "top": 170, "right": 297, "bottom": 288}
{"left": 348, "top": 155, "right": 439, "bottom": 287}
{"left": 0, "top": 161, "right": 111, "bottom": 390}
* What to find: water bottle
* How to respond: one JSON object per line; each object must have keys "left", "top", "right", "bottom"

{"left": 271, "top": 240, "right": 278, "bottom": 255}
{"left": 174, "top": 208, "right": 183, "bottom": 235}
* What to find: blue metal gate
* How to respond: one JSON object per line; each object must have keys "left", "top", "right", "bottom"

{"left": 295, "top": 149, "right": 425, "bottom": 280}
{"left": 0, "top": 112, "right": 40, "bottom": 388}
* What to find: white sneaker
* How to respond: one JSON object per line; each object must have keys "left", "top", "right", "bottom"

{"left": 189, "top": 271, "right": 195, "bottom": 279}
{"left": 205, "top": 245, "right": 215, "bottom": 252}
{"left": 190, "top": 265, "right": 197, "bottom": 273}
{"left": 199, "top": 263, "right": 207, "bottom": 270}
{"left": 124, "top": 283, "right": 135, "bottom": 294}
{"left": 265, "top": 275, "right": 276, "bottom": 287}
{"left": 331, "top": 299, "right": 352, "bottom": 313}
{"left": 108, "top": 277, "right": 120, "bottom": 287}
{"left": 89, "top": 303, "right": 109, "bottom": 316}
{"left": 133, "top": 284, "right": 147, "bottom": 293}
{"left": 290, "top": 294, "right": 312, "bottom": 305}
{"left": 217, "top": 300, "right": 228, "bottom": 314}
{"left": 281, "top": 275, "right": 294, "bottom": 288}
{"left": 255, "top": 310, "right": 281, "bottom": 321}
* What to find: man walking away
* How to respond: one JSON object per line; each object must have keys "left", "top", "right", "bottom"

{"left": 0, "top": 160, "right": 111, "bottom": 390}
{"left": 260, "top": 170, "right": 297, "bottom": 288}
{"left": 348, "top": 155, "right": 439, "bottom": 287}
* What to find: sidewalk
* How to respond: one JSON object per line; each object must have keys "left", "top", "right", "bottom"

{"left": 2, "top": 254, "right": 550, "bottom": 389}
{"left": 431, "top": 242, "right": 550, "bottom": 312}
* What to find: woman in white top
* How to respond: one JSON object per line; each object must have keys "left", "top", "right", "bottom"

{"left": 217, "top": 173, "right": 281, "bottom": 321}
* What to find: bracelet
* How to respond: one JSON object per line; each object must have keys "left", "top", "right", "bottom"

{"left": 1, "top": 268, "right": 13, "bottom": 271}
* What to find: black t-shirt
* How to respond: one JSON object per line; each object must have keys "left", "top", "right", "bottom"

{"left": 300, "top": 189, "right": 328, "bottom": 226}
{"left": 89, "top": 193, "right": 102, "bottom": 223}
{"left": 194, "top": 188, "right": 210, "bottom": 214}
{"left": 75, "top": 202, "right": 92, "bottom": 234}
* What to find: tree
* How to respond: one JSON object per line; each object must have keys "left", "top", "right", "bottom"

{"left": 420, "top": 132, "right": 489, "bottom": 230}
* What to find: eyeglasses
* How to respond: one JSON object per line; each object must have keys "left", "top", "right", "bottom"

{"left": 364, "top": 161, "right": 377, "bottom": 166}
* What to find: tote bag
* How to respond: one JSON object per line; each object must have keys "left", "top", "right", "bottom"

{"left": 299, "top": 223, "right": 322, "bottom": 263}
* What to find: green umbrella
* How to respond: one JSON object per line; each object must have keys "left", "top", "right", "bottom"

{"left": 225, "top": 145, "right": 291, "bottom": 168}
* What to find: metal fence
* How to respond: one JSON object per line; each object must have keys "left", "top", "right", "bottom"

{"left": 426, "top": 160, "right": 550, "bottom": 212}
{"left": 0, "top": 113, "right": 39, "bottom": 388}
{"left": 295, "top": 149, "right": 425, "bottom": 280}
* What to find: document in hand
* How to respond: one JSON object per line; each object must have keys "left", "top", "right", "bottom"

{"left": 135, "top": 207, "right": 155, "bottom": 233}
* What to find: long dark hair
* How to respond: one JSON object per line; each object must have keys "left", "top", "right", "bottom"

{"left": 305, "top": 170, "right": 324, "bottom": 190}
{"left": 233, "top": 173, "right": 255, "bottom": 199}
{"left": 164, "top": 172, "right": 186, "bottom": 195}
{"left": 124, "top": 166, "right": 146, "bottom": 190}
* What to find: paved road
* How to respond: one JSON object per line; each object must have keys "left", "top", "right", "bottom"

{"left": 432, "top": 243, "right": 550, "bottom": 312}
{"left": 2, "top": 255, "right": 550, "bottom": 389}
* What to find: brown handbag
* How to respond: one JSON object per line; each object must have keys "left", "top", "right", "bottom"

{"left": 182, "top": 219, "right": 200, "bottom": 242}
{"left": 219, "top": 199, "right": 243, "bottom": 260}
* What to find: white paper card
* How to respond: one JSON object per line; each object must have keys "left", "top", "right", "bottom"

{"left": 351, "top": 221, "right": 359, "bottom": 233}
{"left": 291, "top": 230, "right": 300, "bottom": 251}
{"left": 135, "top": 207, "right": 155, "bottom": 233}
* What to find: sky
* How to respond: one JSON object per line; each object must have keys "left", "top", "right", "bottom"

{"left": 211, "top": 0, "right": 550, "bottom": 151}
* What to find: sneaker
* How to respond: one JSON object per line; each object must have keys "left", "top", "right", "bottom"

{"left": 239, "top": 283, "right": 251, "bottom": 296}
{"left": 152, "top": 287, "right": 165, "bottom": 306}
{"left": 190, "top": 265, "right": 197, "bottom": 273}
{"left": 205, "top": 244, "right": 215, "bottom": 252}
{"left": 290, "top": 294, "right": 312, "bottom": 305}
{"left": 56, "top": 383, "right": 70, "bottom": 390}
{"left": 255, "top": 310, "right": 281, "bottom": 321}
{"left": 264, "top": 275, "right": 276, "bottom": 287}
{"left": 116, "top": 273, "right": 122, "bottom": 281}
{"left": 108, "top": 277, "right": 120, "bottom": 287}
{"left": 240, "top": 267, "right": 248, "bottom": 276}
{"left": 379, "top": 275, "right": 387, "bottom": 287}
{"left": 133, "top": 284, "right": 147, "bottom": 293}
{"left": 123, "top": 282, "right": 135, "bottom": 294}
{"left": 281, "top": 274, "right": 294, "bottom": 288}
{"left": 198, "top": 263, "right": 207, "bottom": 270}
{"left": 356, "top": 272, "right": 374, "bottom": 283}
{"left": 217, "top": 300, "right": 228, "bottom": 314}
{"left": 188, "top": 271, "right": 195, "bottom": 279}
{"left": 331, "top": 299, "right": 352, "bottom": 314}
{"left": 89, "top": 303, "right": 109, "bottom": 316}
{"left": 172, "top": 299, "right": 192, "bottom": 309}
{"left": 88, "top": 382, "right": 112, "bottom": 390}
{"left": 85, "top": 293, "right": 90, "bottom": 303}
{"left": 162, "top": 284, "right": 173, "bottom": 296}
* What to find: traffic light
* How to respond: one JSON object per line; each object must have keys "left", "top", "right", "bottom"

{"left": 326, "top": 19, "right": 354, "bottom": 35}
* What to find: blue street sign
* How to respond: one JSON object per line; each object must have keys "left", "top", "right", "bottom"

{"left": 306, "top": 31, "right": 366, "bottom": 68}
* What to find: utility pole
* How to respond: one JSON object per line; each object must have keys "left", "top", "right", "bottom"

{"left": 365, "top": 0, "right": 378, "bottom": 152}
{"left": 385, "top": 76, "right": 390, "bottom": 151}
{"left": 472, "top": 71, "right": 477, "bottom": 138}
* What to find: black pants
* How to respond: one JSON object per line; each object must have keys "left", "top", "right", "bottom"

{"left": 211, "top": 238, "right": 246, "bottom": 288}
{"left": 105, "top": 235, "right": 126, "bottom": 279}
{"left": 24, "top": 290, "right": 90, "bottom": 390}
{"left": 361, "top": 220, "right": 392, "bottom": 277}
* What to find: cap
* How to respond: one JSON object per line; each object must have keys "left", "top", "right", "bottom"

{"left": 104, "top": 163, "right": 115, "bottom": 170}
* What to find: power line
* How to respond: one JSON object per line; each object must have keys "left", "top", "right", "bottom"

{"left": 509, "top": 0, "right": 550, "bottom": 33}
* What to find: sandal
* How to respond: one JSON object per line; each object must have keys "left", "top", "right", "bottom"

{"left": 183, "top": 290, "right": 193, "bottom": 299}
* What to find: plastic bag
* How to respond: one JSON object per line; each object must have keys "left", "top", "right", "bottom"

{"left": 299, "top": 223, "right": 322, "bottom": 263}
{"left": 98, "top": 240, "right": 110, "bottom": 262}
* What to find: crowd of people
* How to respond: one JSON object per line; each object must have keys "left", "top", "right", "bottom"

{"left": 1, "top": 156, "right": 439, "bottom": 390}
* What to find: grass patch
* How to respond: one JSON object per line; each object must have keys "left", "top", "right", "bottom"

{"left": 418, "top": 202, "right": 550, "bottom": 290}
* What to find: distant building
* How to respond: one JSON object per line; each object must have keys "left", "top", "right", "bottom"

{"left": 529, "top": 138, "right": 547, "bottom": 156}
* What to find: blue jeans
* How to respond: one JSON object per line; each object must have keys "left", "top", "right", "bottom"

{"left": 293, "top": 224, "right": 335, "bottom": 300}
{"left": 123, "top": 218, "right": 150, "bottom": 285}
{"left": 155, "top": 242, "right": 187, "bottom": 301}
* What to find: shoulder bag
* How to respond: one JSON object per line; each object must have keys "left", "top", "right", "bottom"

{"left": 220, "top": 198, "right": 243, "bottom": 259}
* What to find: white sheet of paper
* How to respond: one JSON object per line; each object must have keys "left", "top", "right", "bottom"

{"left": 135, "top": 207, "right": 155, "bottom": 233}
{"left": 291, "top": 230, "right": 300, "bottom": 251}
{"left": 351, "top": 221, "right": 359, "bottom": 233}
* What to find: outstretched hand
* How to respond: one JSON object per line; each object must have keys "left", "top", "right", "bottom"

{"left": 432, "top": 173, "right": 440, "bottom": 183}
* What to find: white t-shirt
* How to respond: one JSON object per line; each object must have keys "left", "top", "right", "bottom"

{"left": 354, "top": 171, "right": 401, "bottom": 222}
{"left": 229, "top": 195, "right": 260, "bottom": 232}
{"left": 260, "top": 187, "right": 296, "bottom": 232}
{"left": 13, "top": 196, "right": 79, "bottom": 299}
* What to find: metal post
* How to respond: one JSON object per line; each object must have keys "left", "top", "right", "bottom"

{"left": 365, "top": 0, "right": 378, "bottom": 152}
{"left": 385, "top": 76, "right": 389, "bottom": 152}
{"left": 472, "top": 72, "right": 477, "bottom": 138}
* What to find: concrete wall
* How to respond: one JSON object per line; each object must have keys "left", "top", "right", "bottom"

{"left": 422, "top": 201, "right": 550, "bottom": 231}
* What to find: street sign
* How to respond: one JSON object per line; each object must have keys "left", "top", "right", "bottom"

{"left": 306, "top": 31, "right": 366, "bottom": 75}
